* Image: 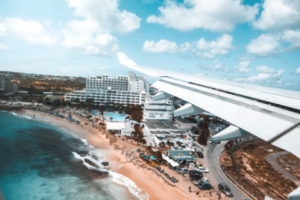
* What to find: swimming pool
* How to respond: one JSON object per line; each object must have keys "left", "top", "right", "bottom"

{"left": 91, "top": 110, "right": 128, "bottom": 122}
{"left": 103, "top": 112, "right": 128, "bottom": 122}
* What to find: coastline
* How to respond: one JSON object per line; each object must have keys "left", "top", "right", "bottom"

{"left": 14, "top": 108, "right": 216, "bottom": 200}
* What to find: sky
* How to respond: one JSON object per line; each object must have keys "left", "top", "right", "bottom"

{"left": 0, "top": 0, "right": 300, "bottom": 91}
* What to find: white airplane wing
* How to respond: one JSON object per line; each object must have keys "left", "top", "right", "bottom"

{"left": 118, "top": 52, "right": 300, "bottom": 159}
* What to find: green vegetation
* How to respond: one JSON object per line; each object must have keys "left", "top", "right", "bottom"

{"left": 197, "top": 115, "right": 210, "bottom": 146}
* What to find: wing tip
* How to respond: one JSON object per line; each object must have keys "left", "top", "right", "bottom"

{"left": 117, "top": 52, "right": 137, "bottom": 66}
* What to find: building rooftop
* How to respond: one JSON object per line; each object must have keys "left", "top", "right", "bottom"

{"left": 144, "top": 119, "right": 179, "bottom": 129}
{"left": 144, "top": 108, "right": 171, "bottom": 112}
{"left": 175, "top": 117, "right": 198, "bottom": 124}
{"left": 168, "top": 150, "right": 195, "bottom": 161}
{"left": 150, "top": 130, "right": 186, "bottom": 135}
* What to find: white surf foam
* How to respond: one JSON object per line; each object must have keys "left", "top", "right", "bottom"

{"left": 72, "top": 151, "right": 149, "bottom": 200}
{"left": 11, "top": 112, "right": 18, "bottom": 116}
{"left": 71, "top": 152, "right": 106, "bottom": 171}
{"left": 110, "top": 171, "right": 150, "bottom": 200}
{"left": 60, "top": 127, "right": 68, "bottom": 132}
{"left": 80, "top": 138, "right": 94, "bottom": 148}
{"left": 18, "top": 115, "right": 32, "bottom": 120}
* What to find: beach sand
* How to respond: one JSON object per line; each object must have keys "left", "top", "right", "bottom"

{"left": 19, "top": 109, "right": 220, "bottom": 200}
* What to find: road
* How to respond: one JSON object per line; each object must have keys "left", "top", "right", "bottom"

{"left": 266, "top": 151, "right": 300, "bottom": 186}
{"left": 200, "top": 142, "right": 249, "bottom": 199}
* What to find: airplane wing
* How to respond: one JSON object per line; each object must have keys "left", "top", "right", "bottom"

{"left": 117, "top": 53, "right": 300, "bottom": 159}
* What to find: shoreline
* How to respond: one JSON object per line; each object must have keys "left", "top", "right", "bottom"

{"left": 12, "top": 108, "right": 216, "bottom": 200}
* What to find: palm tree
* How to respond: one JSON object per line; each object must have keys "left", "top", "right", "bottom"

{"left": 140, "top": 138, "right": 147, "bottom": 146}
{"left": 131, "top": 131, "right": 138, "bottom": 142}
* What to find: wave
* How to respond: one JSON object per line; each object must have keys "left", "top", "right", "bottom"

{"left": 11, "top": 112, "right": 18, "bottom": 116}
{"left": 72, "top": 151, "right": 106, "bottom": 171}
{"left": 110, "top": 171, "right": 150, "bottom": 200}
{"left": 60, "top": 127, "right": 68, "bottom": 132}
{"left": 72, "top": 151, "right": 149, "bottom": 200}
{"left": 80, "top": 138, "right": 94, "bottom": 149}
{"left": 17, "top": 114, "right": 32, "bottom": 120}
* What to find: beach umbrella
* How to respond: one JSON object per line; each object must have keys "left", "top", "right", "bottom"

{"left": 150, "top": 155, "right": 157, "bottom": 161}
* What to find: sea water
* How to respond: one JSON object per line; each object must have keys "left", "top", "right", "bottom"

{"left": 0, "top": 111, "right": 148, "bottom": 200}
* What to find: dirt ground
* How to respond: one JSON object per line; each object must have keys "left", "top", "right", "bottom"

{"left": 278, "top": 153, "right": 300, "bottom": 180}
{"left": 220, "top": 140, "right": 298, "bottom": 200}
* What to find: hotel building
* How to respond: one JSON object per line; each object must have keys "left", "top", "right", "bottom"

{"left": 143, "top": 95, "right": 174, "bottom": 120}
{"left": 65, "top": 72, "right": 148, "bottom": 105}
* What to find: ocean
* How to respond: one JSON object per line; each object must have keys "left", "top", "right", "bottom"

{"left": 0, "top": 111, "right": 149, "bottom": 200}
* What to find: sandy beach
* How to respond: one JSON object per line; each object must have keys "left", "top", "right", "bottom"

{"left": 19, "top": 109, "right": 220, "bottom": 200}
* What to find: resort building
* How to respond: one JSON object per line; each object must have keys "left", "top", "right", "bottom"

{"left": 65, "top": 72, "right": 148, "bottom": 105}
{"left": 106, "top": 121, "right": 138, "bottom": 136}
{"left": 143, "top": 95, "right": 174, "bottom": 120}
{"left": 140, "top": 119, "right": 192, "bottom": 148}
{"left": 0, "top": 77, "right": 18, "bottom": 93}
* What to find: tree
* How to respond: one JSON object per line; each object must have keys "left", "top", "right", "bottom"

{"left": 131, "top": 131, "right": 139, "bottom": 143}
{"left": 85, "top": 98, "right": 94, "bottom": 105}
{"left": 152, "top": 151, "right": 163, "bottom": 162}
{"left": 72, "top": 98, "right": 80, "bottom": 104}
{"left": 61, "top": 99, "right": 66, "bottom": 106}
{"left": 197, "top": 116, "right": 210, "bottom": 146}
{"left": 65, "top": 100, "right": 72, "bottom": 107}
{"left": 52, "top": 99, "right": 61, "bottom": 107}
{"left": 140, "top": 138, "right": 147, "bottom": 146}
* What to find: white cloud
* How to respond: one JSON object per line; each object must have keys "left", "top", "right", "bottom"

{"left": 194, "top": 34, "right": 233, "bottom": 58}
{"left": 196, "top": 60, "right": 223, "bottom": 71}
{"left": 245, "top": 70, "right": 284, "bottom": 82}
{"left": 235, "top": 61, "right": 250, "bottom": 73}
{"left": 253, "top": 0, "right": 300, "bottom": 31}
{"left": 63, "top": 0, "right": 140, "bottom": 55}
{"left": 146, "top": 0, "right": 259, "bottom": 32}
{"left": 0, "top": 24, "right": 6, "bottom": 36}
{"left": 66, "top": 0, "right": 140, "bottom": 33}
{"left": 236, "top": 69, "right": 284, "bottom": 83}
{"left": 246, "top": 34, "right": 280, "bottom": 56}
{"left": 256, "top": 65, "right": 276, "bottom": 73}
{"left": 142, "top": 40, "right": 178, "bottom": 53}
{"left": 246, "top": 30, "right": 300, "bottom": 56}
{"left": 0, "top": 18, "right": 56, "bottom": 45}
{"left": 142, "top": 34, "right": 233, "bottom": 58}
{"left": 0, "top": 43, "right": 8, "bottom": 50}
{"left": 282, "top": 30, "right": 300, "bottom": 49}
{"left": 62, "top": 32, "right": 118, "bottom": 55}
{"left": 296, "top": 68, "right": 300, "bottom": 74}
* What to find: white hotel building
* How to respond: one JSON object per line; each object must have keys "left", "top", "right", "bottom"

{"left": 65, "top": 72, "right": 148, "bottom": 105}
{"left": 143, "top": 95, "right": 174, "bottom": 120}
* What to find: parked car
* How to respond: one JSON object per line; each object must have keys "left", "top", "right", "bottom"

{"left": 201, "top": 177, "right": 209, "bottom": 182}
{"left": 190, "top": 174, "right": 202, "bottom": 181}
{"left": 196, "top": 167, "right": 209, "bottom": 173}
{"left": 209, "top": 139, "right": 220, "bottom": 144}
{"left": 198, "top": 182, "right": 213, "bottom": 190}
{"left": 218, "top": 183, "right": 233, "bottom": 197}
{"left": 193, "top": 177, "right": 209, "bottom": 185}
{"left": 189, "top": 170, "right": 203, "bottom": 176}
{"left": 189, "top": 171, "right": 203, "bottom": 180}
{"left": 177, "top": 168, "right": 189, "bottom": 174}
{"left": 193, "top": 179, "right": 201, "bottom": 186}
{"left": 196, "top": 151, "right": 204, "bottom": 158}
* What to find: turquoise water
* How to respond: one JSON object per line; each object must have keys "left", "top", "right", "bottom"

{"left": 103, "top": 112, "right": 127, "bottom": 122}
{"left": 0, "top": 111, "right": 147, "bottom": 200}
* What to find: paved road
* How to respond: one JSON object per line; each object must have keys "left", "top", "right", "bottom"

{"left": 266, "top": 151, "right": 300, "bottom": 186}
{"left": 202, "top": 142, "right": 249, "bottom": 199}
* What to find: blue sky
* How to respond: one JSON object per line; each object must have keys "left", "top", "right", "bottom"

{"left": 0, "top": 0, "right": 300, "bottom": 90}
